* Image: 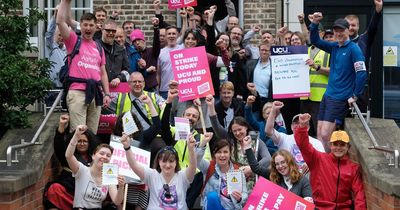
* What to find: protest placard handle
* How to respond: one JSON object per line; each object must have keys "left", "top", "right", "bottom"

{"left": 122, "top": 183, "right": 128, "bottom": 210}
{"left": 197, "top": 103, "right": 206, "bottom": 134}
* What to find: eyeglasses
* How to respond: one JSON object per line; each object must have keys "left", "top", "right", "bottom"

{"left": 128, "top": 80, "right": 144, "bottom": 84}
{"left": 163, "top": 184, "right": 172, "bottom": 199}
{"left": 104, "top": 29, "right": 117, "bottom": 34}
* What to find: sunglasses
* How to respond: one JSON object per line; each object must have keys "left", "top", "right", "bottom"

{"left": 163, "top": 184, "right": 172, "bottom": 199}
{"left": 161, "top": 146, "right": 177, "bottom": 154}
{"left": 104, "top": 29, "right": 117, "bottom": 34}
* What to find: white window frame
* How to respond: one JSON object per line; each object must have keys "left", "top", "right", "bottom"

{"left": 23, "top": 0, "right": 92, "bottom": 57}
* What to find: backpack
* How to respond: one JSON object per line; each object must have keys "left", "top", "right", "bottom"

{"left": 201, "top": 160, "right": 240, "bottom": 193}
{"left": 59, "top": 36, "right": 103, "bottom": 109}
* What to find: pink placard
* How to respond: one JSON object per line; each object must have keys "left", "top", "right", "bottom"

{"left": 170, "top": 46, "right": 214, "bottom": 102}
{"left": 168, "top": 0, "right": 197, "bottom": 10}
{"left": 97, "top": 83, "right": 130, "bottom": 134}
{"left": 244, "top": 177, "right": 315, "bottom": 210}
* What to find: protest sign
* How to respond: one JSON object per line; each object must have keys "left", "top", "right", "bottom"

{"left": 170, "top": 46, "right": 214, "bottom": 102}
{"left": 123, "top": 111, "right": 139, "bottom": 135}
{"left": 244, "top": 177, "right": 315, "bottom": 210}
{"left": 168, "top": 0, "right": 197, "bottom": 10}
{"left": 174, "top": 117, "right": 190, "bottom": 141}
{"left": 227, "top": 171, "right": 243, "bottom": 195}
{"left": 102, "top": 163, "right": 119, "bottom": 185}
{"left": 110, "top": 135, "right": 151, "bottom": 183}
{"left": 270, "top": 46, "right": 310, "bottom": 99}
{"left": 98, "top": 83, "right": 130, "bottom": 134}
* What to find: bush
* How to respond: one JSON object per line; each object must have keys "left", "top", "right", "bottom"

{"left": 0, "top": 0, "right": 52, "bottom": 130}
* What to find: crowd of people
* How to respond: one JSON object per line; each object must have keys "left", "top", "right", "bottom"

{"left": 42, "top": 0, "right": 383, "bottom": 209}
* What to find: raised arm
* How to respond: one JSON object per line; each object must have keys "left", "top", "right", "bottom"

{"left": 65, "top": 125, "right": 87, "bottom": 174}
{"left": 243, "top": 135, "right": 269, "bottom": 178}
{"left": 185, "top": 134, "right": 198, "bottom": 182}
{"left": 297, "top": 14, "right": 310, "bottom": 44}
{"left": 54, "top": 114, "right": 69, "bottom": 166}
{"left": 139, "top": 94, "right": 161, "bottom": 145}
{"left": 108, "top": 176, "right": 126, "bottom": 206}
{"left": 309, "top": 12, "right": 335, "bottom": 53}
{"left": 205, "top": 95, "right": 229, "bottom": 139}
{"left": 56, "top": 0, "right": 72, "bottom": 40}
{"left": 293, "top": 113, "right": 319, "bottom": 166}
{"left": 265, "top": 101, "right": 284, "bottom": 146}
{"left": 121, "top": 133, "right": 145, "bottom": 180}
{"left": 160, "top": 82, "right": 179, "bottom": 146}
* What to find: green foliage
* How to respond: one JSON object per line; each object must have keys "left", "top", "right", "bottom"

{"left": 0, "top": 1, "right": 52, "bottom": 130}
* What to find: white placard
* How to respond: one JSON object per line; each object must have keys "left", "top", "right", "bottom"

{"left": 102, "top": 163, "right": 119, "bottom": 185}
{"left": 122, "top": 111, "right": 139, "bottom": 135}
{"left": 227, "top": 171, "right": 243, "bottom": 195}
{"left": 174, "top": 117, "right": 190, "bottom": 141}
{"left": 271, "top": 46, "right": 310, "bottom": 99}
{"left": 110, "top": 135, "right": 151, "bottom": 183}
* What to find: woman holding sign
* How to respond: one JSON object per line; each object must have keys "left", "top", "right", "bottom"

{"left": 206, "top": 94, "right": 272, "bottom": 191}
{"left": 65, "top": 125, "right": 126, "bottom": 209}
{"left": 121, "top": 133, "right": 199, "bottom": 210}
{"left": 197, "top": 135, "right": 248, "bottom": 210}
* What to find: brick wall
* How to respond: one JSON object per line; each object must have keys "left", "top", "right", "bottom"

{"left": 0, "top": 156, "right": 60, "bottom": 210}
{"left": 93, "top": 0, "right": 281, "bottom": 45}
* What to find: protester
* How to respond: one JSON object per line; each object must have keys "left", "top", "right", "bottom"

{"left": 121, "top": 133, "right": 197, "bottom": 210}
{"left": 56, "top": 0, "right": 111, "bottom": 133}
{"left": 197, "top": 137, "right": 248, "bottom": 209}
{"left": 206, "top": 94, "right": 271, "bottom": 190}
{"left": 43, "top": 114, "right": 99, "bottom": 210}
{"left": 309, "top": 12, "right": 367, "bottom": 151}
{"left": 294, "top": 113, "right": 367, "bottom": 209}
{"left": 65, "top": 125, "right": 125, "bottom": 209}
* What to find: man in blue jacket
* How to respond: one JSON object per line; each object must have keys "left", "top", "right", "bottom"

{"left": 309, "top": 13, "right": 367, "bottom": 151}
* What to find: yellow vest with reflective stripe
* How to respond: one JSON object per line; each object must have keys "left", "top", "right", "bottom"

{"left": 171, "top": 128, "right": 211, "bottom": 172}
{"left": 302, "top": 47, "right": 330, "bottom": 102}
{"left": 116, "top": 91, "right": 161, "bottom": 122}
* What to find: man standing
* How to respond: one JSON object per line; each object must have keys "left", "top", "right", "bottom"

{"left": 57, "top": 0, "right": 111, "bottom": 133}
{"left": 294, "top": 113, "right": 366, "bottom": 209}
{"left": 309, "top": 13, "right": 367, "bottom": 151}
{"left": 157, "top": 25, "right": 184, "bottom": 99}
{"left": 100, "top": 19, "right": 130, "bottom": 88}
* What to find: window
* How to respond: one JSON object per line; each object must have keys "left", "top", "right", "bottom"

{"left": 23, "top": 0, "right": 92, "bottom": 48}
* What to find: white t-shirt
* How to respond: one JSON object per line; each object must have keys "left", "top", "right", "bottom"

{"left": 143, "top": 167, "right": 191, "bottom": 210}
{"left": 272, "top": 130, "right": 325, "bottom": 167}
{"left": 72, "top": 162, "right": 109, "bottom": 209}
{"left": 157, "top": 44, "right": 184, "bottom": 92}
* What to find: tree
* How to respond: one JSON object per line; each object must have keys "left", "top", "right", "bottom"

{"left": 0, "top": 0, "right": 52, "bottom": 131}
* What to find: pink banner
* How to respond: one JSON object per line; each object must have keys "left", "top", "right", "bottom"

{"left": 170, "top": 46, "right": 214, "bottom": 102}
{"left": 273, "top": 92, "right": 310, "bottom": 99}
{"left": 168, "top": 0, "right": 197, "bottom": 10}
{"left": 97, "top": 83, "right": 130, "bottom": 134}
{"left": 244, "top": 177, "right": 315, "bottom": 210}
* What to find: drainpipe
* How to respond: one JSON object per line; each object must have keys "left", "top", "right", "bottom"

{"left": 239, "top": 0, "right": 244, "bottom": 28}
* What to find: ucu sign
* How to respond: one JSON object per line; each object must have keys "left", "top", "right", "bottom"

{"left": 272, "top": 47, "right": 289, "bottom": 54}
{"left": 170, "top": 0, "right": 181, "bottom": 3}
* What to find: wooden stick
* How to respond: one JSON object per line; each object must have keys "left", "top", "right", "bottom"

{"left": 197, "top": 103, "right": 207, "bottom": 134}
{"left": 122, "top": 183, "right": 128, "bottom": 210}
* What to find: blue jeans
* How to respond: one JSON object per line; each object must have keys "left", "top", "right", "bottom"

{"left": 205, "top": 191, "right": 225, "bottom": 210}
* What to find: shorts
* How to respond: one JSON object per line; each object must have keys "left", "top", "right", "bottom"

{"left": 318, "top": 95, "right": 349, "bottom": 123}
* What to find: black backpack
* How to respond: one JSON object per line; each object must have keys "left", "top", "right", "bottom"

{"left": 59, "top": 36, "right": 103, "bottom": 109}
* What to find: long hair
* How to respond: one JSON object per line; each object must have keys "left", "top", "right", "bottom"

{"left": 153, "top": 146, "right": 181, "bottom": 173}
{"left": 113, "top": 111, "right": 144, "bottom": 140}
{"left": 227, "top": 116, "right": 254, "bottom": 161}
{"left": 269, "top": 150, "right": 301, "bottom": 184}
{"left": 66, "top": 128, "right": 99, "bottom": 163}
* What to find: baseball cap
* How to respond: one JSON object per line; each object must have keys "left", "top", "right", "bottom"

{"left": 130, "top": 29, "right": 145, "bottom": 42}
{"left": 330, "top": 130, "right": 350, "bottom": 143}
{"left": 332, "top": 18, "right": 349, "bottom": 29}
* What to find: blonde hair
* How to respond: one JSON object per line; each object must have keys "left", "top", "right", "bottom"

{"left": 220, "top": 81, "right": 234, "bottom": 92}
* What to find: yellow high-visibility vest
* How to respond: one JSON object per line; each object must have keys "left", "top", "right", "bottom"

{"left": 302, "top": 47, "right": 330, "bottom": 102}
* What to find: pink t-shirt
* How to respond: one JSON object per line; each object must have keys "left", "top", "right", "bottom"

{"left": 64, "top": 31, "right": 106, "bottom": 90}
